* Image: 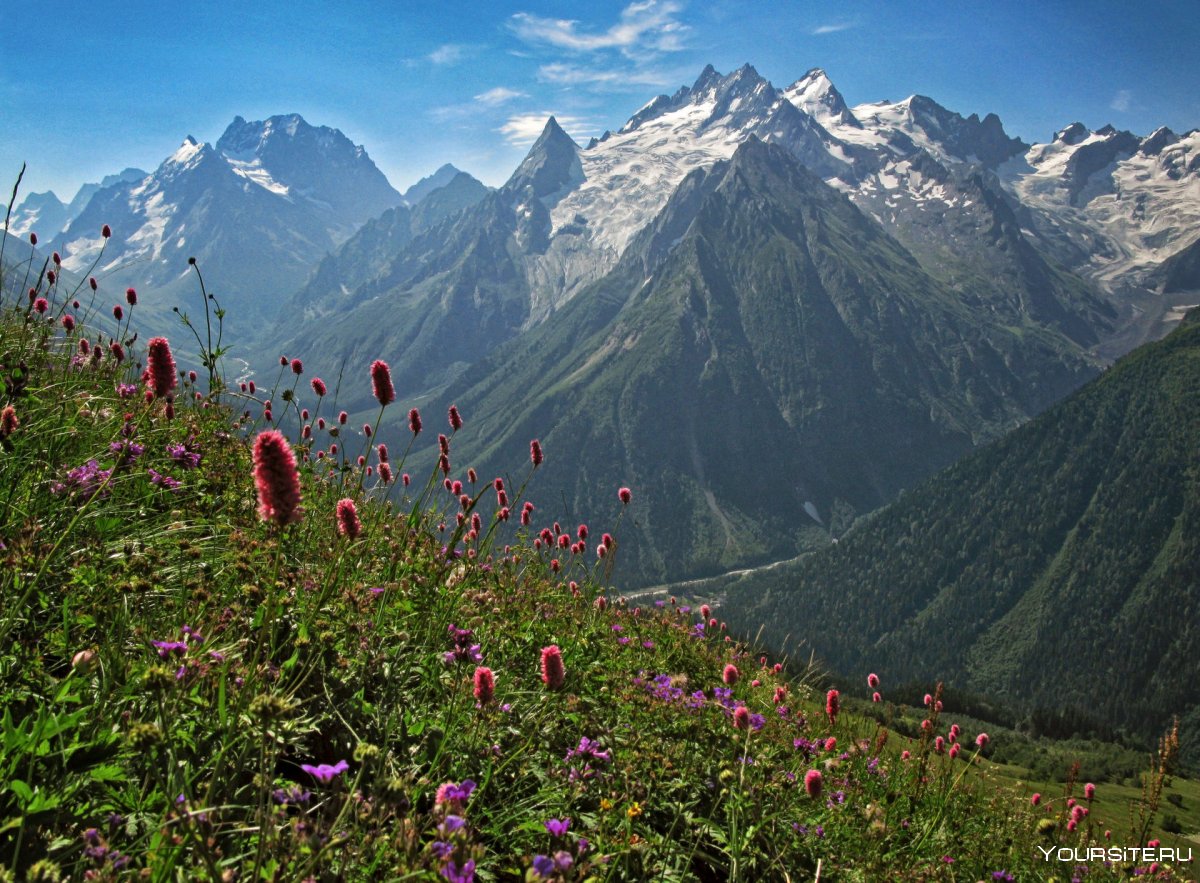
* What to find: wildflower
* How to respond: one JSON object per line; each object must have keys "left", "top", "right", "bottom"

{"left": 867, "top": 672, "right": 880, "bottom": 688}
{"left": 434, "top": 779, "right": 476, "bottom": 813}
{"left": 824, "top": 737, "right": 837, "bottom": 751}
{"left": 125, "top": 287, "right": 137, "bottom": 306}
{"left": 935, "top": 736, "right": 945, "bottom": 754}
{"left": 445, "top": 625, "right": 482, "bottom": 664}
{"left": 29, "top": 232, "right": 38, "bottom": 245}
{"left": 442, "top": 860, "right": 475, "bottom": 883}
{"left": 379, "top": 462, "right": 393, "bottom": 484}
{"left": 531, "top": 856, "right": 555, "bottom": 880}
{"left": 72, "top": 649, "right": 98, "bottom": 672}
{"left": 541, "top": 645, "right": 565, "bottom": 690}
{"left": 0, "top": 406, "right": 17, "bottom": 439}
{"left": 448, "top": 404, "right": 463, "bottom": 431}
{"left": 34, "top": 297, "right": 49, "bottom": 314}
{"left": 51, "top": 460, "right": 112, "bottom": 501}
{"left": 825, "top": 689, "right": 840, "bottom": 725}
{"left": 545, "top": 817, "right": 570, "bottom": 837}
{"left": 112, "top": 304, "right": 123, "bottom": 321}
{"left": 338, "top": 410, "right": 348, "bottom": 424}
{"left": 61, "top": 314, "right": 75, "bottom": 332}
{"left": 1084, "top": 782, "right": 1095, "bottom": 800}
{"left": 804, "top": 769, "right": 823, "bottom": 799}
{"left": 473, "top": 666, "right": 495, "bottom": 704}
{"left": 618, "top": 486, "right": 632, "bottom": 504}
{"left": 101, "top": 224, "right": 111, "bottom": 238}
{"left": 89, "top": 276, "right": 97, "bottom": 291}
{"left": 363, "top": 423, "right": 372, "bottom": 437}
{"left": 300, "top": 759, "right": 349, "bottom": 784}
{"left": 310, "top": 377, "right": 326, "bottom": 396}
{"left": 370, "top": 359, "right": 395, "bottom": 405}
{"left": 1030, "top": 792, "right": 1042, "bottom": 807}
{"left": 949, "top": 743, "right": 960, "bottom": 759}
{"left": 252, "top": 430, "right": 302, "bottom": 525}
{"left": 336, "top": 498, "right": 362, "bottom": 539}
{"left": 290, "top": 358, "right": 302, "bottom": 375}
{"left": 975, "top": 732, "right": 989, "bottom": 749}
{"left": 146, "top": 337, "right": 177, "bottom": 398}
{"left": 872, "top": 692, "right": 881, "bottom": 702}
{"left": 530, "top": 439, "right": 543, "bottom": 467}
{"left": 147, "top": 468, "right": 182, "bottom": 492}
{"left": 733, "top": 706, "right": 751, "bottom": 729}
{"left": 723, "top": 664, "right": 739, "bottom": 685}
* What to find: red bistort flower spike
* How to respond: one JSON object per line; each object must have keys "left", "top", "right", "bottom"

{"left": 825, "top": 689, "right": 840, "bottom": 725}
{"left": 448, "top": 404, "right": 463, "bottom": 431}
{"left": 474, "top": 666, "right": 495, "bottom": 704}
{"left": 101, "top": 224, "right": 111, "bottom": 238}
{"left": 409, "top": 408, "right": 422, "bottom": 434}
{"left": 530, "top": 439, "right": 543, "bottom": 467}
{"left": 146, "top": 337, "right": 177, "bottom": 398}
{"left": 336, "top": 498, "right": 362, "bottom": 539}
{"left": 618, "top": 486, "right": 632, "bottom": 504}
{"left": 126, "top": 287, "right": 137, "bottom": 306}
{"left": 291, "top": 358, "right": 303, "bottom": 375}
{"left": 253, "top": 430, "right": 302, "bottom": 526}
{"left": 540, "top": 645, "right": 565, "bottom": 690}
{"left": 310, "top": 377, "right": 326, "bottom": 396}
{"left": 370, "top": 359, "right": 395, "bottom": 406}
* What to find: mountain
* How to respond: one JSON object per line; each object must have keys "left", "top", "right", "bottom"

{"left": 400, "top": 163, "right": 465, "bottom": 205}
{"left": 433, "top": 138, "right": 1102, "bottom": 585}
{"left": 7, "top": 169, "right": 146, "bottom": 239}
{"left": 50, "top": 115, "right": 401, "bottom": 337}
{"left": 998, "top": 125, "right": 1200, "bottom": 290}
{"left": 719, "top": 310, "right": 1200, "bottom": 759}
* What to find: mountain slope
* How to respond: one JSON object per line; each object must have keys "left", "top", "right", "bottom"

{"left": 720, "top": 310, "right": 1200, "bottom": 754}
{"left": 436, "top": 138, "right": 1101, "bottom": 586}
{"left": 50, "top": 116, "right": 401, "bottom": 336}
{"left": 8, "top": 169, "right": 147, "bottom": 239}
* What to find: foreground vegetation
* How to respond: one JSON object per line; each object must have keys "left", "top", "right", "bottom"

{"left": 0, "top": 242, "right": 1193, "bottom": 880}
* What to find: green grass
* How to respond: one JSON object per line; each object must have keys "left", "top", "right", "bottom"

{"left": 0, "top": 265, "right": 1193, "bottom": 881}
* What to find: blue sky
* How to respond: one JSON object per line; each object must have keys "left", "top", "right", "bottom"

{"left": 3, "top": 0, "right": 1198, "bottom": 201}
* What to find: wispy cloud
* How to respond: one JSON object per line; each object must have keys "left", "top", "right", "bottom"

{"left": 428, "top": 44, "right": 466, "bottom": 65}
{"left": 538, "top": 62, "right": 673, "bottom": 88}
{"left": 509, "top": 1, "right": 689, "bottom": 59}
{"left": 499, "top": 112, "right": 593, "bottom": 146}
{"left": 474, "top": 87, "right": 527, "bottom": 107}
{"left": 811, "top": 22, "right": 855, "bottom": 35}
{"left": 1110, "top": 89, "right": 1132, "bottom": 112}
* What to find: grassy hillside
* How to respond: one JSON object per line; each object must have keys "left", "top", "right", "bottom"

{"left": 721, "top": 310, "right": 1200, "bottom": 768}
{"left": 0, "top": 269, "right": 1190, "bottom": 880}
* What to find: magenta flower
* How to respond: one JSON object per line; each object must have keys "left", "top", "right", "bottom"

{"left": 370, "top": 359, "right": 395, "bottom": 406}
{"left": 540, "top": 645, "right": 565, "bottom": 690}
{"left": 530, "top": 439, "right": 543, "bottom": 467}
{"left": 146, "top": 337, "right": 177, "bottom": 398}
{"left": 310, "top": 377, "right": 326, "bottom": 396}
{"left": 253, "top": 430, "right": 302, "bottom": 525}
{"left": 618, "top": 486, "right": 632, "bottom": 504}
{"left": 448, "top": 404, "right": 463, "bottom": 431}
{"left": 336, "top": 498, "right": 362, "bottom": 539}
{"left": 804, "top": 769, "right": 823, "bottom": 799}
{"left": 300, "top": 759, "right": 349, "bottom": 784}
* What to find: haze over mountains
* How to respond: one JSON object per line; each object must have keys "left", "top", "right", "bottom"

{"left": 7, "top": 63, "right": 1198, "bottom": 587}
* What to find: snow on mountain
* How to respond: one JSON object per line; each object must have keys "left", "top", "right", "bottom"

{"left": 999, "top": 125, "right": 1200, "bottom": 286}
{"left": 8, "top": 168, "right": 146, "bottom": 239}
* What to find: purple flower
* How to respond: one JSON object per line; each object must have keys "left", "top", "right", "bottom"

{"left": 300, "top": 759, "right": 349, "bottom": 783}
{"left": 147, "top": 468, "right": 182, "bottom": 492}
{"left": 116, "top": 383, "right": 138, "bottom": 399}
{"left": 545, "top": 817, "right": 570, "bottom": 837}
{"left": 50, "top": 460, "right": 112, "bottom": 501}
{"left": 444, "top": 624, "right": 483, "bottom": 664}
{"left": 109, "top": 440, "right": 145, "bottom": 464}
{"left": 431, "top": 841, "right": 454, "bottom": 860}
{"left": 531, "top": 855, "right": 555, "bottom": 879}
{"left": 152, "top": 640, "right": 188, "bottom": 658}
{"left": 440, "top": 815, "right": 466, "bottom": 835}
{"left": 166, "top": 442, "right": 202, "bottom": 470}
{"left": 272, "top": 786, "right": 311, "bottom": 805}
{"left": 441, "top": 860, "right": 475, "bottom": 883}
{"left": 554, "top": 851, "right": 574, "bottom": 872}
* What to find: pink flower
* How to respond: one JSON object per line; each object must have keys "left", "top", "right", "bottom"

{"left": 311, "top": 377, "right": 326, "bottom": 396}
{"left": 872, "top": 692, "right": 881, "bottom": 702}
{"left": 722, "top": 664, "right": 739, "bottom": 685}
{"left": 370, "top": 359, "right": 395, "bottom": 406}
{"left": 473, "top": 666, "right": 495, "bottom": 704}
{"left": 448, "top": 405, "right": 463, "bottom": 431}
{"left": 33, "top": 297, "right": 49, "bottom": 314}
{"left": 146, "top": 337, "right": 177, "bottom": 398}
{"left": 540, "top": 645, "right": 565, "bottom": 690}
{"left": 101, "top": 224, "right": 111, "bottom": 239}
{"left": 867, "top": 672, "right": 880, "bottom": 689}
{"left": 112, "top": 304, "right": 123, "bottom": 321}
{"left": 975, "top": 733, "right": 989, "bottom": 749}
{"left": 825, "top": 689, "right": 839, "bottom": 725}
{"left": 618, "top": 486, "right": 632, "bottom": 504}
{"left": 804, "top": 769, "right": 822, "bottom": 799}
{"left": 0, "top": 406, "right": 18, "bottom": 439}
{"left": 733, "top": 706, "right": 750, "bottom": 729}
{"left": 1030, "top": 792, "right": 1042, "bottom": 807}
{"left": 378, "top": 462, "right": 393, "bottom": 484}
{"left": 824, "top": 737, "right": 837, "bottom": 751}
{"left": 935, "top": 736, "right": 945, "bottom": 754}
{"left": 530, "top": 439, "right": 543, "bottom": 467}
{"left": 1084, "top": 782, "right": 1095, "bottom": 800}
{"left": 125, "top": 287, "right": 137, "bottom": 306}
{"left": 336, "top": 498, "right": 362, "bottom": 539}
{"left": 948, "top": 743, "right": 960, "bottom": 759}
{"left": 253, "top": 430, "right": 302, "bottom": 525}
{"left": 61, "top": 314, "right": 75, "bottom": 332}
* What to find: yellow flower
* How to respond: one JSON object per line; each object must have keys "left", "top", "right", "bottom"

{"left": 626, "top": 802, "right": 643, "bottom": 818}
{"left": 600, "top": 798, "right": 613, "bottom": 811}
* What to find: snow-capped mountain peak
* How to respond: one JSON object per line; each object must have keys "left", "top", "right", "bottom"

{"left": 783, "top": 68, "right": 861, "bottom": 130}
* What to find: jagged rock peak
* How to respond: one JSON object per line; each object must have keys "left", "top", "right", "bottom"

{"left": 1055, "top": 122, "right": 1090, "bottom": 145}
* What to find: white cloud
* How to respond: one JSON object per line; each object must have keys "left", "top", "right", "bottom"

{"left": 1110, "top": 89, "right": 1132, "bottom": 112}
{"left": 509, "top": 1, "right": 688, "bottom": 58}
{"left": 811, "top": 22, "right": 854, "bottom": 35}
{"left": 428, "top": 44, "right": 465, "bottom": 65}
{"left": 499, "top": 112, "right": 593, "bottom": 146}
{"left": 474, "top": 87, "right": 527, "bottom": 106}
{"left": 538, "top": 62, "right": 672, "bottom": 88}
